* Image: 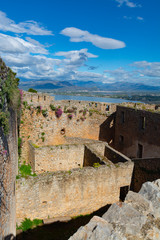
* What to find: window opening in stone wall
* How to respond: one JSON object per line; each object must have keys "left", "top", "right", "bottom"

{"left": 38, "top": 96, "right": 39, "bottom": 102}
{"left": 44, "top": 96, "right": 46, "bottom": 101}
{"left": 119, "top": 135, "right": 124, "bottom": 143}
{"left": 137, "top": 144, "right": 143, "bottom": 158}
{"left": 121, "top": 111, "right": 125, "bottom": 123}
{"left": 61, "top": 128, "right": 65, "bottom": 135}
{"left": 120, "top": 186, "right": 129, "bottom": 201}
{"left": 110, "top": 120, "right": 114, "bottom": 128}
{"left": 140, "top": 116, "right": 146, "bottom": 130}
{"left": 106, "top": 105, "right": 110, "bottom": 111}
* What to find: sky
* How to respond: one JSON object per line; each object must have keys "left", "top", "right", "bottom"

{"left": 0, "top": 0, "right": 160, "bottom": 86}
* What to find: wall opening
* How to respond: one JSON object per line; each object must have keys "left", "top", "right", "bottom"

{"left": 60, "top": 128, "right": 66, "bottom": 135}
{"left": 137, "top": 144, "right": 143, "bottom": 158}
{"left": 119, "top": 135, "right": 124, "bottom": 143}
{"left": 120, "top": 185, "right": 129, "bottom": 201}
{"left": 106, "top": 105, "right": 110, "bottom": 111}
{"left": 121, "top": 111, "right": 125, "bottom": 123}
{"left": 140, "top": 116, "right": 146, "bottom": 130}
{"left": 44, "top": 96, "right": 46, "bottom": 101}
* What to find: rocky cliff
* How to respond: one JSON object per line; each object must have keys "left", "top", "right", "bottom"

{"left": 69, "top": 179, "right": 160, "bottom": 240}
{"left": 0, "top": 58, "right": 19, "bottom": 239}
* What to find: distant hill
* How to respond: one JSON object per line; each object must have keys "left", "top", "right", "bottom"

{"left": 19, "top": 79, "right": 160, "bottom": 92}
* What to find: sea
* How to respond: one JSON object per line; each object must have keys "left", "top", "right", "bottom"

{"left": 54, "top": 94, "right": 141, "bottom": 104}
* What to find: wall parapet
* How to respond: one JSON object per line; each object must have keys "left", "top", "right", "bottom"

{"left": 16, "top": 158, "right": 134, "bottom": 223}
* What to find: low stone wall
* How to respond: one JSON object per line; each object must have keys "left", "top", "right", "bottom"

{"left": 104, "top": 144, "right": 130, "bottom": 163}
{"left": 16, "top": 160, "right": 134, "bottom": 223}
{"left": 83, "top": 145, "right": 106, "bottom": 167}
{"left": 28, "top": 141, "right": 84, "bottom": 173}
{"left": 131, "top": 158, "right": 160, "bottom": 192}
{"left": 23, "top": 91, "right": 55, "bottom": 108}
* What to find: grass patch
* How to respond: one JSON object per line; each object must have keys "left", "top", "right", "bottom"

{"left": 17, "top": 162, "right": 37, "bottom": 178}
{"left": 31, "top": 143, "right": 40, "bottom": 148}
{"left": 93, "top": 162, "right": 101, "bottom": 168}
{"left": 16, "top": 218, "right": 43, "bottom": 231}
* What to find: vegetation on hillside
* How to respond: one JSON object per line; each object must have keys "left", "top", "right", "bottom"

{"left": 0, "top": 63, "right": 20, "bottom": 135}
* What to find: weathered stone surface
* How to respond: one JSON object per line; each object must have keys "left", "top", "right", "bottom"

{"left": 125, "top": 191, "right": 154, "bottom": 216}
{"left": 16, "top": 160, "right": 133, "bottom": 223}
{"left": 102, "top": 202, "right": 147, "bottom": 235}
{"left": 69, "top": 180, "right": 160, "bottom": 240}
{"left": 139, "top": 181, "right": 160, "bottom": 218}
{"left": 69, "top": 216, "right": 127, "bottom": 240}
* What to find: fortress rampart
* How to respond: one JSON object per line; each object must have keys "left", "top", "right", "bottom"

{"left": 16, "top": 143, "right": 133, "bottom": 223}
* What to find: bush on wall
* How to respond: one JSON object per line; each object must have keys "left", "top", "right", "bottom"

{"left": 55, "top": 108, "right": 62, "bottom": 118}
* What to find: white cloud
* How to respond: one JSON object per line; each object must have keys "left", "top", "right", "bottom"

{"left": 137, "top": 16, "right": 144, "bottom": 21}
{"left": 104, "top": 61, "right": 160, "bottom": 86}
{"left": 124, "top": 16, "right": 144, "bottom": 21}
{"left": 0, "top": 10, "right": 53, "bottom": 35}
{"left": 55, "top": 49, "right": 98, "bottom": 70}
{"left": 60, "top": 27, "right": 126, "bottom": 49}
{"left": 0, "top": 33, "right": 48, "bottom": 54}
{"left": 55, "top": 49, "right": 98, "bottom": 59}
{"left": 115, "top": 0, "right": 140, "bottom": 8}
{"left": 123, "top": 16, "right": 132, "bottom": 20}
{"left": 132, "top": 61, "right": 160, "bottom": 78}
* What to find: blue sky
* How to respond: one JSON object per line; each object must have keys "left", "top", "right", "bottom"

{"left": 0, "top": 0, "right": 160, "bottom": 86}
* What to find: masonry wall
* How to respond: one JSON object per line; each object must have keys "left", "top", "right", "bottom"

{"left": 28, "top": 142, "right": 84, "bottom": 173}
{"left": 20, "top": 106, "right": 107, "bottom": 163}
{"left": 104, "top": 144, "right": 131, "bottom": 164}
{"left": 83, "top": 145, "right": 105, "bottom": 167}
{"left": 16, "top": 160, "right": 134, "bottom": 223}
{"left": 23, "top": 91, "right": 55, "bottom": 108}
{"left": 114, "top": 106, "right": 160, "bottom": 158}
{"left": 131, "top": 158, "right": 160, "bottom": 192}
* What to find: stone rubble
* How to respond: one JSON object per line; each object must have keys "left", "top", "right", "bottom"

{"left": 69, "top": 180, "right": 160, "bottom": 240}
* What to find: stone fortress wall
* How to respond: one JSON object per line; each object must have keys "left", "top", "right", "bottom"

{"left": 16, "top": 91, "right": 160, "bottom": 226}
{"left": 20, "top": 91, "right": 117, "bottom": 163}
{"left": 114, "top": 105, "right": 160, "bottom": 158}
{"left": 16, "top": 142, "right": 133, "bottom": 223}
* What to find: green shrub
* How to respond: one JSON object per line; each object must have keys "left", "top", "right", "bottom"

{"left": 41, "top": 136, "right": 45, "bottom": 142}
{"left": 16, "top": 218, "right": 42, "bottom": 231}
{"left": 18, "top": 137, "right": 22, "bottom": 157}
{"left": 31, "top": 143, "right": 40, "bottom": 148}
{"left": 18, "top": 162, "right": 36, "bottom": 178}
{"left": 50, "top": 104, "right": 56, "bottom": 111}
{"left": 0, "top": 111, "right": 10, "bottom": 135}
{"left": 23, "top": 101, "right": 28, "bottom": 108}
{"left": 28, "top": 88, "right": 37, "bottom": 93}
{"left": 93, "top": 162, "right": 101, "bottom": 168}
{"left": 42, "top": 109, "right": 48, "bottom": 117}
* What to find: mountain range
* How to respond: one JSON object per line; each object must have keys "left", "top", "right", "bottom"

{"left": 19, "top": 80, "right": 160, "bottom": 92}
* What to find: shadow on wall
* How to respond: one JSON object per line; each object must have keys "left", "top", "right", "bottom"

{"left": 4, "top": 234, "right": 15, "bottom": 240}
{"left": 130, "top": 158, "right": 160, "bottom": 192}
{"left": 99, "top": 113, "right": 116, "bottom": 146}
{"left": 16, "top": 204, "right": 111, "bottom": 240}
